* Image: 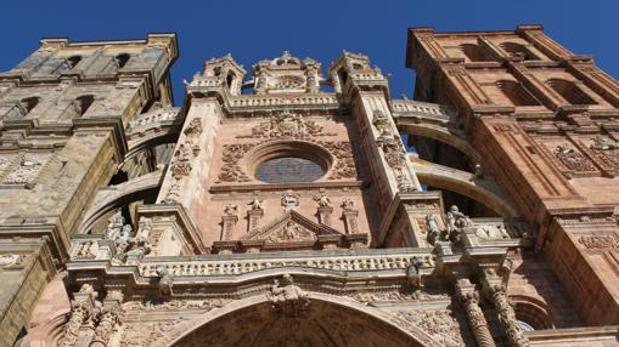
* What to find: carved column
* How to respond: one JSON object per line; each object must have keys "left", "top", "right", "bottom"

{"left": 342, "top": 210, "right": 359, "bottom": 234}
{"left": 482, "top": 271, "right": 530, "bottom": 347}
{"left": 247, "top": 208, "right": 263, "bottom": 231}
{"left": 59, "top": 284, "right": 100, "bottom": 347}
{"left": 317, "top": 206, "right": 334, "bottom": 226}
{"left": 221, "top": 215, "right": 238, "bottom": 240}
{"left": 91, "top": 290, "right": 123, "bottom": 347}
{"left": 456, "top": 278, "right": 496, "bottom": 347}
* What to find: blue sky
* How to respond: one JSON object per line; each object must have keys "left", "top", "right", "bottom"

{"left": 1, "top": 0, "right": 616, "bottom": 105}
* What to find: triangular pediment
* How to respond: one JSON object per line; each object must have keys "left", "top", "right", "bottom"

{"left": 243, "top": 210, "right": 341, "bottom": 244}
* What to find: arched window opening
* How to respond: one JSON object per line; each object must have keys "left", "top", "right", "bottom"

{"left": 226, "top": 71, "right": 236, "bottom": 89}
{"left": 460, "top": 44, "right": 495, "bottom": 62}
{"left": 74, "top": 95, "right": 95, "bottom": 117}
{"left": 352, "top": 63, "right": 364, "bottom": 70}
{"left": 500, "top": 42, "right": 539, "bottom": 60}
{"left": 516, "top": 320, "right": 536, "bottom": 332}
{"left": 547, "top": 79, "right": 596, "bottom": 105}
{"left": 513, "top": 300, "right": 554, "bottom": 330}
{"left": 20, "top": 97, "right": 40, "bottom": 114}
{"left": 67, "top": 55, "right": 82, "bottom": 69}
{"left": 496, "top": 80, "right": 541, "bottom": 106}
{"left": 115, "top": 53, "right": 130, "bottom": 68}
{"left": 213, "top": 67, "right": 222, "bottom": 77}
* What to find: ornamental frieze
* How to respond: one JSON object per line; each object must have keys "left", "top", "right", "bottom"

{"left": 578, "top": 233, "right": 619, "bottom": 250}
{"left": 237, "top": 111, "right": 335, "bottom": 139}
{"left": 217, "top": 139, "right": 358, "bottom": 183}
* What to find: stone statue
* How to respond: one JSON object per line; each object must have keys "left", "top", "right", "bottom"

{"left": 223, "top": 204, "right": 238, "bottom": 216}
{"left": 426, "top": 214, "right": 441, "bottom": 244}
{"left": 282, "top": 221, "right": 300, "bottom": 240}
{"left": 106, "top": 211, "right": 124, "bottom": 240}
{"left": 115, "top": 224, "right": 133, "bottom": 255}
{"left": 341, "top": 198, "right": 355, "bottom": 211}
{"left": 249, "top": 194, "right": 263, "bottom": 211}
{"left": 446, "top": 205, "right": 471, "bottom": 241}
{"left": 268, "top": 274, "right": 310, "bottom": 318}
{"left": 156, "top": 265, "right": 174, "bottom": 297}
{"left": 314, "top": 191, "right": 332, "bottom": 208}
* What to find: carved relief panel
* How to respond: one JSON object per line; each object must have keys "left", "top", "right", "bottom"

{"left": 0, "top": 152, "right": 52, "bottom": 186}
{"left": 532, "top": 135, "right": 598, "bottom": 178}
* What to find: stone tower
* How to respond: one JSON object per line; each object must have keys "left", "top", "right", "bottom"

{"left": 1, "top": 25, "right": 617, "bottom": 347}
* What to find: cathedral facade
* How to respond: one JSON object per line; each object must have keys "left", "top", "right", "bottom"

{"left": 0, "top": 24, "right": 618, "bottom": 346}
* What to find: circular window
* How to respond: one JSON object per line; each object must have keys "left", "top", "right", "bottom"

{"left": 247, "top": 141, "right": 332, "bottom": 184}
{"left": 256, "top": 157, "right": 324, "bottom": 183}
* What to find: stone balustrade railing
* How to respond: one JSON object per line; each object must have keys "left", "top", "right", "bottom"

{"left": 391, "top": 99, "right": 453, "bottom": 121}
{"left": 68, "top": 237, "right": 435, "bottom": 278}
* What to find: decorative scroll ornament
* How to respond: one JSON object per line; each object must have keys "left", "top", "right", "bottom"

{"left": 241, "top": 111, "right": 331, "bottom": 139}
{"left": 267, "top": 274, "right": 310, "bottom": 318}
{"left": 217, "top": 143, "right": 255, "bottom": 182}
{"left": 319, "top": 141, "right": 357, "bottom": 179}
{"left": 281, "top": 190, "right": 300, "bottom": 210}
{"left": 578, "top": 233, "right": 619, "bottom": 250}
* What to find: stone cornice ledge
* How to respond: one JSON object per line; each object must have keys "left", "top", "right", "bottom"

{"left": 66, "top": 247, "right": 436, "bottom": 285}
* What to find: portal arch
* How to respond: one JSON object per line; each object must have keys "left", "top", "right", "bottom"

{"left": 169, "top": 293, "right": 433, "bottom": 347}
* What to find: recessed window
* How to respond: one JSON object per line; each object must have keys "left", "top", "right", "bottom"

{"left": 255, "top": 156, "right": 324, "bottom": 183}
{"left": 516, "top": 320, "right": 535, "bottom": 332}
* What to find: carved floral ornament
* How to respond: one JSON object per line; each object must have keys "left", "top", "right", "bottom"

{"left": 217, "top": 139, "right": 357, "bottom": 183}
{"left": 238, "top": 111, "right": 335, "bottom": 139}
